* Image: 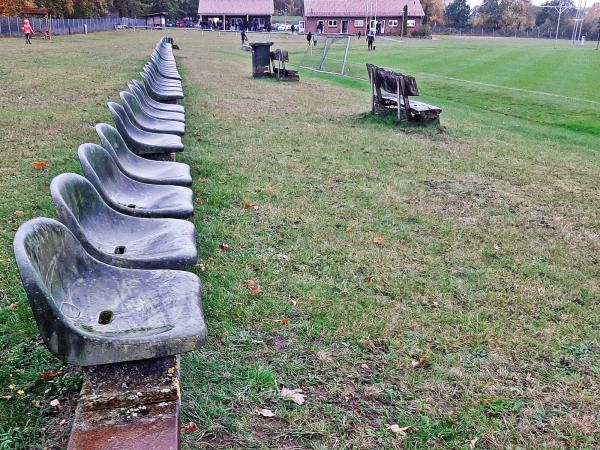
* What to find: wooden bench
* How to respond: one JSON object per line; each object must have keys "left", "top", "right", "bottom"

{"left": 270, "top": 49, "right": 300, "bottom": 82}
{"left": 366, "top": 64, "right": 441, "bottom": 125}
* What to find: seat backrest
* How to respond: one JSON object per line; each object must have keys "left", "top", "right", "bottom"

{"left": 120, "top": 91, "right": 145, "bottom": 120}
{"left": 96, "top": 123, "right": 136, "bottom": 164}
{"left": 13, "top": 218, "right": 95, "bottom": 313}
{"left": 50, "top": 173, "right": 111, "bottom": 237}
{"left": 78, "top": 143, "right": 131, "bottom": 199}
{"left": 107, "top": 101, "right": 146, "bottom": 143}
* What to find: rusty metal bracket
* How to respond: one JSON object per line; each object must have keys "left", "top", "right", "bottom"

{"left": 68, "top": 356, "right": 181, "bottom": 450}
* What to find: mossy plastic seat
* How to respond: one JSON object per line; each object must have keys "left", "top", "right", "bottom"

{"left": 141, "top": 72, "right": 183, "bottom": 102}
{"left": 13, "top": 217, "right": 207, "bottom": 366}
{"left": 144, "top": 64, "right": 182, "bottom": 89}
{"left": 149, "top": 55, "right": 181, "bottom": 80}
{"left": 51, "top": 173, "right": 197, "bottom": 270}
{"left": 128, "top": 83, "right": 185, "bottom": 123}
{"left": 78, "top": 143, "right": 193, "bottom": 219}
{"left": 108, "top": 102, "right": 184, "bottom": 155}
{"left": 120, "top": 91, "right": 185, "bottom": 136}
{"left": 96, "top": 123, "right": 191, "bottom": 186}
{"left": 130, "top": 80, "right": 184, "bottom": 114}
{"left": 142, "top": 67, "right": 183, "bottom": 94}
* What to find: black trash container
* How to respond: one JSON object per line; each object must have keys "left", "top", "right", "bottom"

{"left": 250, "top": 42, "right": 273, "bottom": 77}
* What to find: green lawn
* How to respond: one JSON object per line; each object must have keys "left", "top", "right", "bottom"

{"left": 0, "top": 31, "right": 599, "bottom": 449}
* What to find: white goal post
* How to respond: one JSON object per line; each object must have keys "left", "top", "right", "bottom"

{"left": 298, "top": 34, "right": 352, "bottom": 75}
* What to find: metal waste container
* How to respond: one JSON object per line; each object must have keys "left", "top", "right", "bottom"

{"left": 250, "top": 42, "right": 273, "bottom": 77}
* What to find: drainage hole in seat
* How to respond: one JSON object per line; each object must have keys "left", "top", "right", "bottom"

{"left": 98, "top": 310, "right": 113, "bottom": 325}
{"left": 114, "top": 246, "right": 126, "bottom": 255}
{"left": 127, "top": 204, "right": 136, "bottom": 209}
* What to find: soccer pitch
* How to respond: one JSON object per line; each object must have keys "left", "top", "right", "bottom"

{"left": 0, "top": 31, "right": 599, "bottom": 449}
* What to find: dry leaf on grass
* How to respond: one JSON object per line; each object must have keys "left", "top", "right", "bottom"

{"left": 345, "top": 227, "right": 353, "bottom": 232}
{"left": 469, "top": 437, "right": 479, "bottom": 449}
{"left": 387, "top": 424, "right": 411, "bottom": 436}
{"left": 255, "top": 407, "right": 276, "bottom": 417}
{"left": 14, "top": 211, "right": 25, "bottom": 217}
{"left": 219, "top": 243, "right": 230, "bottom": 252}
{"left": 195, "top": 263, "right": 207, "bottom": 271}
{"left": 274, "top": 318, "right": 290, "bottom": 326}
{"left": 32, "top": 161, "right": 48, "bottom": 169}
{"left": 40, "top": 370, "right": 62, "bottom": 380}
{"left": 195, "top": 197, "right": 205, "bottom": 205}
{"left": 281, "top": 387, "right": 305, "bottom": 405}
{"left": 181, "top": 422, "right": 198, "bottom": 433}
{"left": 411, "top": 356, "right": 430, "bottom": 368}
{"left": 373, "top": 236, "right": 384, "bottom": 245}
{"left": 243, "top": 202, "right": 259, "bottom": 210}
{"left": 8, "top": 303, "right": 20, "bottom": 310}
{"left": 50, "top": 399, "right": 60, "bottom": 408}
{"left": 242, "top": 280, "right": 262, "bottom": 294}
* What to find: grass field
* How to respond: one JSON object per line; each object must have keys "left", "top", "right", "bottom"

{"left": 0, "top": 31, "right": 599, "bottom": 449}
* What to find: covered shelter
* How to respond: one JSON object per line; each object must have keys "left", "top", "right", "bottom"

{"left": 144, "top": 12, "right": 168, "bottom": 28}
{"left": 198, "top": 0, "right": 274, "bottom": 31}
{"left": 21, "top": 7, "right": 52, "bottom": 39}
{"left": 303, "top": 0, "right": 425, "bottom": 36}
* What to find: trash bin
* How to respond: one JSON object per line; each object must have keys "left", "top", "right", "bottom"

{"left": 250, "top": 42, "right": 273, "bottom": 77}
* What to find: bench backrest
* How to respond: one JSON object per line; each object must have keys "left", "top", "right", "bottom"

{"left": 366, "top": 64, "right": 419, "bottom": 97}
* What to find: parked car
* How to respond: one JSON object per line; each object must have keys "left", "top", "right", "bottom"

{"left": 176, "top": 20, "right": 185, "bottom": 28}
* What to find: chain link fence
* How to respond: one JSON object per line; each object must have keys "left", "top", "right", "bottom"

{"left": 429, "top": 24, "right": 593, "bottom": 40}
{"left": 0, "top": 17, "right": 145, "bottom": 38}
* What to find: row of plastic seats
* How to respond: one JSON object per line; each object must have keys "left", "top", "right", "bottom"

{"left": 13, "top": 37, "right": 207, "bottom": 367}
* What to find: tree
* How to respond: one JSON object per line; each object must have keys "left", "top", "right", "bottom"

{"left": 445, "top": 0, "right": 471, "bottom": 28}
{"left": 476, "top": 0, "right": 505, "bottom": 29}
{"left": 535, "top": 0, "right": 576, "bottom": 27}
{"left": 422, "top": 0, "right": 445, "bottom": 25}
{"left": 502, "top": 0, "right": 534, "bottom": 30}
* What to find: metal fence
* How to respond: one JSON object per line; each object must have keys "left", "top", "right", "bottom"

{"left": 429, "top": 25, "right": 592, "bottom": 40}
{"left": 0, "top": 16, "right": 145, "bottom": 37}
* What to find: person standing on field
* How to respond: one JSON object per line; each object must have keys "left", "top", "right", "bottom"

{"left": 367, "top": 29, "right": 375, "bottom": 51}
{"left": 22, "top": 19, "right": 34, "bottom": 44}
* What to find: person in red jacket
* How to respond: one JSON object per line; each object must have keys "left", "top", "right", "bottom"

{"left": 22, "top": 19, "right": 34, "bottom": 44}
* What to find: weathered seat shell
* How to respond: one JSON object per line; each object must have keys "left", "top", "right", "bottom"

{"left": 144, "top": 64, "right": 182, "bottom": 90}
{"left": 131, "top": 80, "right": 185, "bottom": 114}
{"left": 96, "top": 123, "right": 191, "bottom": 186}
{"left": 128, "top": 83, "right": 185, "bottom": 123}
{"left": 120, "top": 91, "right": 185, "bottom": 136}
{"left": 13, "top": 217, "right": 207, "bottom": 366}
{"left": 51, "top": 173, "right": 197, "bottom": 269}
{"left": 108, "top": 102, "right": 184, "bottom": 155}
{"left": 149, "top": 55, "right": 181, "bottom": 80}
{"left": 78, "top": 143, "right": 193, "bottom": 219}
{"left": 141, "top": 71, "right": 183, "bottom": 102}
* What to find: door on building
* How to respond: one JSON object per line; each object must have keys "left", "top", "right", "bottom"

{"left": 341, "top": 20, "right": 348, "bottom": 34}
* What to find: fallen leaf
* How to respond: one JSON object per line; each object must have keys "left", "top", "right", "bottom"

{"left": 219, "top": 243, "right": 230, "bottom": 252}
{"left": 411, "top": 356, "right": 430, "bottom": 368}
{"left": 40, "top": 370, "right": 62, "bottom": 380}
{"left": 17, "top": 390, "right": 25, "bottom": 396}
{"left": 32, "top": 161, "right": 48, "bottom": 169}
{"left": 2, "top": 395, "right": 12, "bottom": 400}
{"left": 14, "top": 211, "right": 25, "bottom": 217}
{"left": 31, "top": 400, "right": 43, "bottom": 408}
{"left": 469, "top": 437, "right": 479, "bottom": 449}
{"left": 167, "top": 367, "right": 176, "bottom": 376}
{"left": 373, "top": 236, "right": 384, "bottom": 245}
{"left": 195, "top": 263, "right": 207, "bottom": 271}
{"left": 8, "top": 384, "right": 16, "bottom": 390}
{"left": 281, "top": 387, "right": 305, "bottom": 405}
{"left": 360, "top": 363, "right": 369, "bottom": 369}
{"left": 255, "top": 407, "right": 276, "bottom": 417}
{"left": 50, "top": 398, "right": 60, "bottom": 408}
{"left": 242, "top": 280, "right": 261, "bottom": 294}
{"left": 387, "top": 424, "right": 411, "bottom": 436}
{"left": 181, "top": 422, "right": 198, "bottom": 433}
{"left": 59, "top": 419, "right": 67, "bottom": 426}
{"left": 274, "top": 318, "right": 290, "bottom": 326}
{"left": 8, "top": 303, "right": 19, "bottom": 310}
{"left": 345, "top": 227, "right": 353, "bottom": 232}
{"left": 195, "top": 197, "right": 205, "bottom": 205}
{"left": 243, "top": 202, "right": 258, "bottom": 210}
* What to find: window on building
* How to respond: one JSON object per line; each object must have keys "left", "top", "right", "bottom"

{"left": 388, "top": 20, "right": 398, "bottom": 27}
{"left": 328, "top": 20, "right": 337, "bottom": 27}
{"left": 354, "top": 19, "right": 364, "bottom": 27}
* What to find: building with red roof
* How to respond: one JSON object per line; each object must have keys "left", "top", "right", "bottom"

{"left": 198, "top": 0, "right": 275, "bottom": 30}
{"left": 304, "top": 0, "right": 425, "bottom": 36}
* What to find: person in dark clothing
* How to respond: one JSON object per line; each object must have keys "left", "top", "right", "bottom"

{"left": 358, "top": 31, "right": 362, "bottom": 39}
{"left": 241, "top": 30, "right": 247, "bottom": 46}
{"left": 306, "top": 31, "right": 312, "bottom": 45}
{"left": 376, "top": 21, "right": 381, "bottom": 35}
{"left": 367, "top": 30, "right": 375, "bottom": 51}
{"left": 291, "top": 24, "right": 295, "bottom": 33}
